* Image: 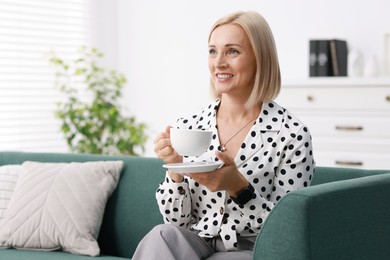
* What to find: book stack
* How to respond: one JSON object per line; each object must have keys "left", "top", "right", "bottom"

{"left": 309, "top": 39, "right": 348, "bottom": 77}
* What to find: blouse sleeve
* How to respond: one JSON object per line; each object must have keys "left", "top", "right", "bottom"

{"left": 154, "top": 111, "right": 204, "bottom": 227}
{"left": 156, "top": 173, "right": 192, "bottom": 228}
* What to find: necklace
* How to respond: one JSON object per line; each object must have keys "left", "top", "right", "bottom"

{"left": 220, "top": 116, "right": 258, "bottom": 152}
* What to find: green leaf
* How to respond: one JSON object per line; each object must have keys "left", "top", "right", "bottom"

{"left": 75, "top": 68, "right": 86, "bottom": 75}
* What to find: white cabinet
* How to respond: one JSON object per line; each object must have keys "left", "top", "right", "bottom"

{"left": 276, "top": 78, "right": 390, "bottom": 170}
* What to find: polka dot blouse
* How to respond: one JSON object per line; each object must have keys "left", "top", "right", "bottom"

{"left": 156, "top": 100, "right": 315, "bottom": 251}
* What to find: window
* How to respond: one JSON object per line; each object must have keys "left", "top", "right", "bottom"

{"left": 0, "top": 0, "right": 93, "bottom": 152}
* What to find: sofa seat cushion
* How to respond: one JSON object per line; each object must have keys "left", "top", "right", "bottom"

{"left": 0, "top": 249, "right": 128, "bottom": 260}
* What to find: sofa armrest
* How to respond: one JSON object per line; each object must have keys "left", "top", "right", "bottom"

{"left": 253, "top": 173, "right": 390, "bottom": 260}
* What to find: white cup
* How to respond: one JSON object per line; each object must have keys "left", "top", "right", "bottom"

{"left": 170, "top": 128, "right": 213, "bottom": 156}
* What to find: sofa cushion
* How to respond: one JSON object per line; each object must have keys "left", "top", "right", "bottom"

{"left": 0, "top": 160, "right": 123, "bottom": 256}
{"left": 0, "top": 165, "right": 21, "bottom": 220}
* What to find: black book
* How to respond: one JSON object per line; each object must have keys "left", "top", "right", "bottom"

{"left": 309, "top": 40, "right": 318, "bottom": 77}
{"left": 330, "top": 39, "right": 348, "bottom": 76}
{"left": 317, "top": 40, "right": 332, "bottom": 76}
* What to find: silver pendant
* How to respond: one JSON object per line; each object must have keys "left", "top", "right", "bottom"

{"left": 221, "top": 145, "right": 226, "bottom": 152}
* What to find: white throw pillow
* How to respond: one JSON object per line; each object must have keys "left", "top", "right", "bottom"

{"left": 0, "top": 165, "right": 22, "bottom": 220}
{"left": 0, "top": 160, "right": 124, "bottom": 256}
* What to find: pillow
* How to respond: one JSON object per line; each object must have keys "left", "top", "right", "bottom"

{"left": 0, "top": 160, "right": 124, "bottom": 256}
{"left": 0, "top": 165, "right": 22, "bottom": 220}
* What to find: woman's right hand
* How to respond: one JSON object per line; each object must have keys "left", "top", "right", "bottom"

{"left": 154, "top": 126, "right": 184, "bottom": 182}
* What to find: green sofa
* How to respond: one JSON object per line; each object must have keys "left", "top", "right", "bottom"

{"left": 0, "top": 151, "right": 389, "bottom": 260}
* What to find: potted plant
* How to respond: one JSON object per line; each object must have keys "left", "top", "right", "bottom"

{"left": 49, "top": 46, "right": 147, "bottom": 155}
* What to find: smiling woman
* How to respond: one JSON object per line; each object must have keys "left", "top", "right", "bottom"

{"left": 132, "top": 11, "right": 315, "bottom": 260}
{"left": 0, "top": 0, "right": 93, "bottom": 152}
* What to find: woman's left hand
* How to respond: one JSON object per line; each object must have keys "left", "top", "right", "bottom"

{"left": 186, "top": 152, "right": 249, "bottom": 196}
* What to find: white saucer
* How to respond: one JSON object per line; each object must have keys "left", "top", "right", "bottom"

{"left": 162, "top": 162, "right": 223, "bottom": 174}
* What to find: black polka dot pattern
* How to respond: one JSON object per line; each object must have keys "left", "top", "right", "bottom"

{"left": 156, "top": 100, "right": 315, "bottom": 251}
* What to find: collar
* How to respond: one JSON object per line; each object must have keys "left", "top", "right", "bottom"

{"left": 207, "top": 99, "right": 284, "bottom": 132}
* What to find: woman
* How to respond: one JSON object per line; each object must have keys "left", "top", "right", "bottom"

{"left": 133, "top": 11, "right": 315, "bottom": 260}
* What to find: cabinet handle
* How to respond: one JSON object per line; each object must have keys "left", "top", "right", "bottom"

{"left": 386, "top": 95, "right": 390, "bottom": 102}
{"left": 335, "top": 125, "right": 364, "bottom": 131}
{"left": 335, "top": 160, "right": 363, "bottom": 167}
{"left": 307, "top": 95, "right": 314, "bottom": 102}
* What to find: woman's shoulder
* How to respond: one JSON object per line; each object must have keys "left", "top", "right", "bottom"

{"left": 175, "top": 99, "right": 220, "bottom": 130}
{"left": 268, "top": 101, "right": 310, "bottom": 134}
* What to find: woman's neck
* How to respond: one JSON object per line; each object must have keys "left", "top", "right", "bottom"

{"left": 217, "top": 96, "right": 261, "bottom": 123}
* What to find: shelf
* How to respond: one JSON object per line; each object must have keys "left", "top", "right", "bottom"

{"left": 282, "top": 77, "right": 390, "bottom": 88}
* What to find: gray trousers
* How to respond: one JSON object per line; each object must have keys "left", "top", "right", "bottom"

{"left": 132, "top": 224, "right": 254, "bottom": 260}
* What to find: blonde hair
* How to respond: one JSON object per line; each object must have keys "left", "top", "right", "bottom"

{"left": 208, "top": 11, "right": 281, "bottom": 109}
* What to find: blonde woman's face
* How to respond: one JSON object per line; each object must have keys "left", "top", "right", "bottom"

{"left": 208, "top": 23, "right": 256, "bottom": 98}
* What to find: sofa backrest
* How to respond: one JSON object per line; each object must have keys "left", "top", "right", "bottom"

{"left": 312, "top": 166, "right": 390, "bottom": 185}
{"left": 0, "top": 152, "right": 166, "bottom": 258}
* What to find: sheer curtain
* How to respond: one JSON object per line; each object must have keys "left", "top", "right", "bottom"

{"left": 0, "top": 0, "right": 93, "bottom": 152}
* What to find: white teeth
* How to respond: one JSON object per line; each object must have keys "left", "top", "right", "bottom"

{"left": 217, "top": 74, "right": 233, "bottom": 79}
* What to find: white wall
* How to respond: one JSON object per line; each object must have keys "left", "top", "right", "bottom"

{"left": 96, "top": 0, "right": 390, "bottom": 156}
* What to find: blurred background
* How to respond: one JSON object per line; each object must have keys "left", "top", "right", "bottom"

{"left": 1, "top": 0, "right": 389, "bottom": 157}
